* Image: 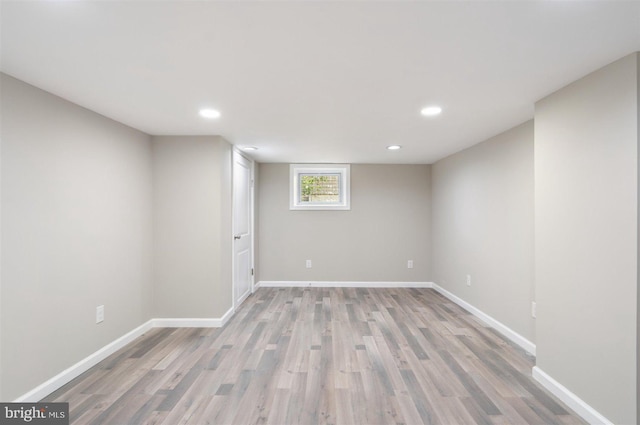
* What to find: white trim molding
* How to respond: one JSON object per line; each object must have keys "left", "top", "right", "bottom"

{"left": 257, "top": 281, "right": 433, "bottom": 288}
{"left": 235, "top": 290, "right": 252, "bottom": 311}
{"left": 153, "top": 307, "right": 234, "bottom": 328}
{"left": 289, "top": 164, "right": 351, "bottom": 210}
{"left": 532, "top": 367, "right": 613, "bottom": 425}
{"left": 431, "top": 283, "right": 536, "bottom": 356}
{"left": 14, "top": 307, "right": 235, "bottom": 402}
{"left": 14, "top": 319, "right": 155, "bottom": 402}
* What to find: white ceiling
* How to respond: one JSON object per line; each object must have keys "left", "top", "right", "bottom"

{"left": 2, "top": 1, "right": 639, "bottom": 164}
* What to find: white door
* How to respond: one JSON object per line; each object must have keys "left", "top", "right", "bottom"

{"left": 233, "top": 151, "right": 253, "bottom": 308}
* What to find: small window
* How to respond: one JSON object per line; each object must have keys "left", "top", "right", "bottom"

{"left": 290, "top": 164, "right": 350, "bottom": 210}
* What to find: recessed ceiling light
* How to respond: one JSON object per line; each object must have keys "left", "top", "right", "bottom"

{"left": 387, "top": 145, "right": 402, "bottom": 150}
{"left": 242, "top": 146, "right": 258, "bottom": 151}
{"left": 199, "top": 108, "right": 221, "bottom": 119}
{"left": 420, "top": 106, "right": 442, "bottom": 117}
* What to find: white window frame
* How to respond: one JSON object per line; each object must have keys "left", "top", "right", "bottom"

{"left": 290, "top": 164, "right": 351, "bottom": 210}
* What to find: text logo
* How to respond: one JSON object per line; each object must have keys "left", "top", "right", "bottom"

{"left": 0, "top": 403, "right": 68, "bottom": 424}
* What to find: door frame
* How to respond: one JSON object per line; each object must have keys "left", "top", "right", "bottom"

{"left": 231, "top": 148, "right": 255, "bottom": 312}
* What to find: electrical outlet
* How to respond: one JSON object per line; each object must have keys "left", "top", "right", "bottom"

{"left": 466, "top": 274, "right": 471, "bottom": 286}
{"left": 96, "top": 305, "right": 104, "bottom": 323}
{"left": 531, "top": 301, "right": 536, "bottom": 318}
{"left": 407, "top": 260, "right": 413, "bottom": 269}
{"left": 306, "top": 260, "right": 312, "bottom": 269}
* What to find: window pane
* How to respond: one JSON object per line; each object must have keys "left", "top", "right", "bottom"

{"left": 290, "top": 164, "right": 350, "bottom": 210}
{"left": 300, "top": 174, "right": 341, "bottom": 203}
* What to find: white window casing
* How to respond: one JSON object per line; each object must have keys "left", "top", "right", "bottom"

{"left": 290, "top": 164, "right": 351, "bottom": 210}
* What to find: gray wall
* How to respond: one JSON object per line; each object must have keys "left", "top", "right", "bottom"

{"left": 258, "top": 164, "right": 431, "bottom": 282}
{"left": 0, "top": 74, "right": 154, "bottom": 401}
{"left": 152, "top": 136, "right": 233, "bottom": 318}
{"left": 0, "top": 74, "right": 237, "bottom": 400}
{"left": 535, "top": 53, "right": 638, "bottom": 425}
{"left": 431, "top": 121, "right": 535, "bottom": 342}
{"left": 3, "top": 57, "right": 638, "bottom": 422}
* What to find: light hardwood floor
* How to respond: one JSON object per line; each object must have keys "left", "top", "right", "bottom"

{"left": 44, "top": 287, "right": 586, "bottom": 424}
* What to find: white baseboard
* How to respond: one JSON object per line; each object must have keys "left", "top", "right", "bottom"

{"left": 153, "top": 307, "right": 234, "bottom": 328}
{"left": 532, "top": 366, "right": 613, "bottom": 425}
{"left": 257, "top": 281, "right": 434, "bottom": 288}
{"left": 235, "top": 290, "right": 251, "bottom": 309}
{"left": 14, "top": 319, "right": 155, "bottom": 402}
{"left": 218, "top": 307, "right": 234, "bottom": 326}
{"left": 14, "top": 307, "right": 235, "bottom": 402}
{"left": 431, "top": 283, "right": 536, "bottom": 356}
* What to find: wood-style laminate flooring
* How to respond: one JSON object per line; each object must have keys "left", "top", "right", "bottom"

{"left": 44, "top": 287, "right": 586, "bottom": 425}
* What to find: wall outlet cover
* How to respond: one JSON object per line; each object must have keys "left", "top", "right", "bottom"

{"left": 96, "top": 305, "right": 105, "bottom": 324}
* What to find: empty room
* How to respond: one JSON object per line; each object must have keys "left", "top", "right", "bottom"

{"left": 1, "top": 1, "right": 639, "bottom": 424}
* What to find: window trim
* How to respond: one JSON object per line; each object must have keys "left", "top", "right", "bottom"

{"left": 289, "top": 164, "right": 351, "bottom": 210}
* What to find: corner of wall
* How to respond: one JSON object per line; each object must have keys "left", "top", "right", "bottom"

{"left": 218, "top": 138, "right": 234, "bottom": 316}
{"left": 424, "top": 164, "right": 433, "bottom": 282}
{"left": 253, "top": 162, "right": 261, "bottom": 285}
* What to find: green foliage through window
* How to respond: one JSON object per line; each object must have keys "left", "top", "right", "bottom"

{"left": 300, "top": 174, "right": 341, "bottom": 203}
